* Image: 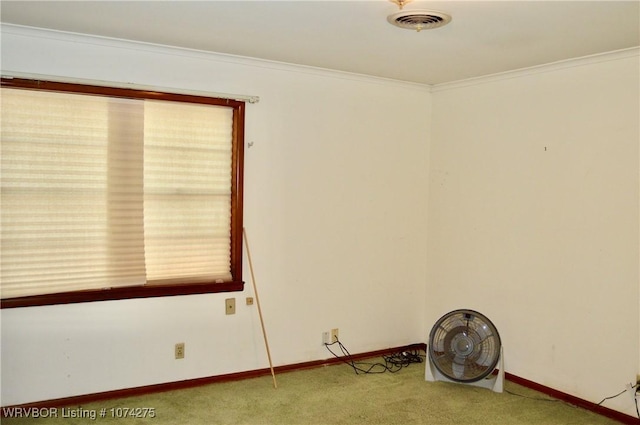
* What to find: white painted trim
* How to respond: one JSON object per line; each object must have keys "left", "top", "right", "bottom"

{"left": 0, "top": 23, "right": 432, "bottom": 92}
{"left": 3, "top": 23, "right": 636, "bottom": 94}
{"left": 432, "top": 47, "right": 640, "bottom": 92}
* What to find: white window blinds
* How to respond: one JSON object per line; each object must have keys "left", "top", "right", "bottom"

{"left": 143, "top": 101, "right": 233, "bottom": 284}
{"left": 1, "top": 87, "right": 235, "bottom": 299}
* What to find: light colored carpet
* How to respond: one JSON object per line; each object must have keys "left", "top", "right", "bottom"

{"left": 2, "top": 356, "right": 623, "bottom": 424}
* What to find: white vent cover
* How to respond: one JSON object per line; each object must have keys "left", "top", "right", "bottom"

{"left": 387, "top": 9, "right": 452, "bottom": 31}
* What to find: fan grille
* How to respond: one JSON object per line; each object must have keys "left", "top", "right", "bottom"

{"left": 387, "top": 10, "right": 452, "bottom": 31}
{"left": 428, "top": 309, "right": 501, "bottom": 383}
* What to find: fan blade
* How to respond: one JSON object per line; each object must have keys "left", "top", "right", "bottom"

{"left": 478, "top": 344, "right": 499, "bottom": 367}
{"left": 452, "top": 355, "right": 466, "bottom": 379}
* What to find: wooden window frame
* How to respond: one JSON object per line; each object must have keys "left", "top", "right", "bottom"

{"left": 0, "top": 78, "right": 245, "bottom": 308}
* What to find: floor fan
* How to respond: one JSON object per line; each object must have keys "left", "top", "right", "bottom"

{"left": 425, "top": 309, "right": 504, "bottom": 393}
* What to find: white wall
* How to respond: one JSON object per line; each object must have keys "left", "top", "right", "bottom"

{"left": 2, "top": 24, "right": 639, "bottom": 420}
{"left": 426, "top": 51, "right": 640, "bottom": 416}
{"left": 0, "top": 26, "right": 431, "bottom": 405}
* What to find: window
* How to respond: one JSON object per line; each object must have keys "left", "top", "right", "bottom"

{"left": 0, "top": 78, "right": 245, "bottom": 308}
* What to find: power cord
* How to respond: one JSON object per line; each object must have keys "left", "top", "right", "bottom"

{"left": 596, "top": 384, "right": 640, "bottom": 419}
{"left": 636, "top": 386, "right": 639, "bottom": 419}
{"left": 324, "top": 338, "right": 423, "bottom": 375}
{"left": 384, "top": 350, "right": 424, "bottom": 368}
{"left": 326, "top": 339, "right": 640, "bottom": 418}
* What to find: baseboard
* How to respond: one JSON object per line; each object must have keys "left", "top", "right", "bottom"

{"left": 504, "top": 373, "right": 638, "bottom": 425}
{"left": 0, "top": 343, "right": 424, "bottom": 417}
{"left": 419, "top": 342, "right": 637, "bottom": 424}
{"left": 2, "top": 342, "right": 637, "bottom": 424}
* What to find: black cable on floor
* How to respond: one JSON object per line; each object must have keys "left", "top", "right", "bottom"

{"left": 596, "top": 384, "right": 640, "bottom": 419}
{"left": 324, "top": 338, "right": 423, "bottom": 375}
{"left": 326, "top": 339, "right": 640, "bottom": 419}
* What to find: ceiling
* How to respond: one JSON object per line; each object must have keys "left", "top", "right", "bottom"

{"left": 1, "top": 1, "right": 639, "bottom": 85}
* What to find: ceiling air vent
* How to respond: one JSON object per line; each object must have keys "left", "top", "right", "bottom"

{"left": 387, "top": 10, "right": 452, "bottom": 32}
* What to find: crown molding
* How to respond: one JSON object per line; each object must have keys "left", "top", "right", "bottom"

{"left": 431, "top": 47, "right": 640, "bottom": 92}
{"left": 0, "top": 23, "right": 431, "bottom": 92}
{"left": 2, "top": 23, "right": 636, "bottom": 94}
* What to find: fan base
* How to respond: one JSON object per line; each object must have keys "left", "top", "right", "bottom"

{"left": 425, "top": 346, "right": 504, "bottom": 393}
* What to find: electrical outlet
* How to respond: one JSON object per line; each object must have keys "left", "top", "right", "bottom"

{"left": 322, "top": 331, "right": 331, "bottom": 345}
{"left": 175, "top": 343, "right": 185, "bottom": 359}
{"left": 225, "top": 298, "right": 236, "bottom": 315}
{"left": 246, "top": 297, "right": 254, "bottom": 306}
{"left": 331, "top": 328, "right": 339, "bottom": 343}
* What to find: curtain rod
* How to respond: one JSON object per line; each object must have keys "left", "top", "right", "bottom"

{"left": 1, "top": 71, "right": 260, "bottom": 104}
